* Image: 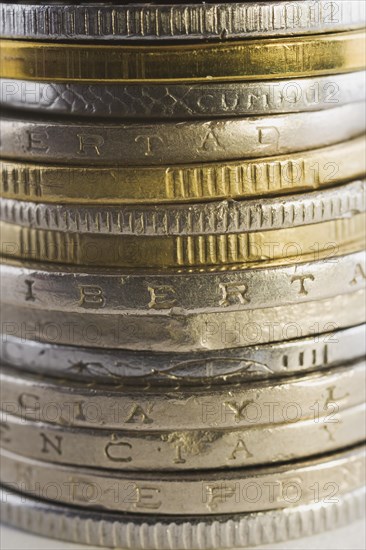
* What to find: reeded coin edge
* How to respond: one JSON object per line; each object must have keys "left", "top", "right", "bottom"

{"left": 1, "top": 179, "right": 364, "bottom": 236}
{"left": 0, "top": 486, "right": 364, "bottom": 549}
{"left": 1, "top": 1, "right": 365, "bottom": 41}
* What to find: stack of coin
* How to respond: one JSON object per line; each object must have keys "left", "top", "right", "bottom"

{"left": 0, "top": 2, "right": 365, "bottom": 549}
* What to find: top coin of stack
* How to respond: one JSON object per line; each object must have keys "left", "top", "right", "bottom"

{"left": 0, "top": 3, "right": 365, "bottom": 550}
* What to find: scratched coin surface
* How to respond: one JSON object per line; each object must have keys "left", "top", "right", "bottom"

{"left": 1, "top": 444, "right": 364, "bottom": 514}
{"left": 1, "top": 250, "right": 364, "bottom": 314}
{"left": 2, "top": 104, "right": 365, "bottom": 166}
{"left": 1, "top": 362, "right": 364, "bottom": 431}
{"left": 1, "top": 136, "right": 364, "bottom": 204}
{"left": 1, "top": 31, "right": 365, "bottom": 83}
{"left": 1, "top": 2, "right": 365, "bottom": 41}
{"left": 1, "top": 403, "right": 364, "bottom": 471}
{"left": 1, "top": 485, "right": 364, "bottom": 550}
{"left": 1, "top": 72, "right": 365, "bottom": 119}
{"left": 1, "top": 2, "right": 365, "bottom": 546}
{"left": 1, "top": 325, "right": 364, "bottom": 386}
{"left": 2, "top": 289, "right": 365, "bottom": 351}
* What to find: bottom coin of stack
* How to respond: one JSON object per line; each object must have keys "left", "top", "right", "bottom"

{"left": 0, "top": 325, "right": 365, "bottom": 549}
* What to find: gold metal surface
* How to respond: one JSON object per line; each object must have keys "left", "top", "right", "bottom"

{"left": 1, "top": 3, "right": 366, "bottom": 547}
{"left": 1, "top": 215, "right": 365, "bottom": 268}
{"left": 0, "top": 31, "right": 365, "bottom": 83}
{"left": 1, "top": 137, "right": 364, "bottom": 204}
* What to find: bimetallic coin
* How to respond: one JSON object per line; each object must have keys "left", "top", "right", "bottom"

{"left": 1, "top": 445, "right": 364, "bottom": 515}
{"left": 1, "top": 137, "right": 364, "bottom": 204}
{"left": 2, "top": 104, "right": 365, "bottom": 165}
{"left": 1, "top": 2, "right": 365, "bottom": 41}
{"left": 1, "top": 362, "right": 364, "bottom": 431}
{"left": 2, "top": 290, "right": 365, "bottom": 351}
{"left": 1, "top": 72, "right": 365, "bottom": 119}
{"left": 1, "top": 404, "right": 364, "bottom": 471}
{"left": 1, "top": 485, "right": 364, "bottom": 550}
{"left": 1, "top": 251, "right": 365, "bottom": 314}
{"left": 1, "top": 326, "right": 365, "bottom": 386}
{"left": 2, "top": 180, "right": 364, "bottom": 236}
{"left": 1, "top": 31, "right": 365, "bottom": 83}
{"left": 1, "top": 214, "right": 365, "bottom": 268}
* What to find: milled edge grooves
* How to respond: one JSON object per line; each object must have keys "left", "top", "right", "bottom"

{"left": 1, "top": 486, "right": 365, "bottom": 548}
{"left": 1, "top": 2, "right": 365, "bottom": 41}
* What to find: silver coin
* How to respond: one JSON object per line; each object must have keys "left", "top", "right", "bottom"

{"left": 1, "top": 325, "right": 364, "bottom": 386}
{"left": 2, "top": 290, "right": 364, "bottom": 351}
{"left": 1, "top": 444, "right": 364, "bottom": 515}
{"left": 1, "top": 484, "right": 364, "bottom": 549}
{"left": 1, "top": 403, "right": 364, "bottom": 471}
{"left": 1, "top": 180, "right": 364, "bottom": 236}
{"left": 1, "top": 103, "right": 365, "bottom": 165}
{"left": 1, "top": 361, "right": 364, "bottom": 431}
{"left": 1, "top": 251, "right": 365, "bottom": 315}
{"left": 1, "top": 1, "right": 364, "bottom": 41}
{"left": 1, "top": 72, "right": 365, "bottom": 119}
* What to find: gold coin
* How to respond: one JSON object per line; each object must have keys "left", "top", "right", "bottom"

{"left": 1, "top": 215, "right": 365, "bottom": 268}
{"left": 0, "top": 31, "right": 364, "bottom": 83}
{"left": 1, "top": 137, "right": 364, "bottom": 204}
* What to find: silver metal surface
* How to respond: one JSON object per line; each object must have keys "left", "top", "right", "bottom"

{"left": 2, "top": 289, "right": 365, "bottom": 351}
{"left": 1, "top": 2, "right": 364, "bottom": 41}
{"left": 1, "top": 103, "right": 365, "bottom": 165}
{"left": 1, "top": 72, "right": 365, "bottom": 119}
{"left": 1, "top": 444, "right": 364, "bottom": 514}
{"left": 2, "top": 180, "right": 364, "bottom": 235}
{"left": 1, "top": 362, "right": 364, "bottom": 431}
{"left": 1, "top": 403, "right": 364, "bottom": 471}
{"left": 1, "top": 484, "right": 364, "bottom": 549}
{"left": 1, "top": 325, "right": 364, "bottom": 386}
{"left": 1, "top": 251, "right": 365, "bottom": 314}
